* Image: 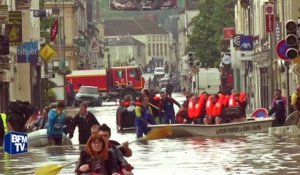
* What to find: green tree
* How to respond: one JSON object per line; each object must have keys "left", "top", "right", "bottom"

{"left": 40, "top": 0, "right": 55, "bottom": 43}
{"left": 187, "top": 0, "right": 235, "bottom": 67}
{"left": 43, "top": 80, "right": 57, "bottom": 106}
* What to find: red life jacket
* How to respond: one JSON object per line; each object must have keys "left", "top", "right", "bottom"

{"left": 229, "top": 92, "right": 246, "bottom": 106}
{"left": 194, "top": 94, "right": 207, "bottom": 117}
{"left": 223, "top": 95, "right": 230, "bottom": 107}
{"left": 124, "top": 100, "right": 130, "bottom": 108}
{"left": 188, "top": 97, "right": 196, "bottom": 119}
{"left": 206, "top": 95, "right": 223, "bottom": 117}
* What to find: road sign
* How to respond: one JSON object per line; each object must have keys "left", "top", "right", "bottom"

{"left": 221, "top": 54, "right": 231, "bottom": 64}
{"left": 40, "top": 44, "right": 56, "bottom": 61}
{"left": 293, "top": 64, "right": 300, "bottom": 77}
{"left": 240, "top": 35, "right": 253, "bottom": 51}
{"left": 276, "top": 39, "right": 290, "bottom": 61}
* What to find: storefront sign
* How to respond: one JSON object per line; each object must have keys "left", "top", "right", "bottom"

{"left": 223, "top": 27, "right": 235, "bottom": 40}
{"left": 0, "top": 5, "right": 9, "bottom": 24}
{"left": 17, "top": 42, "right": 38, "bottom": 64}
{"left": 265, "top": 2, "right": 274, "bottom": 33}
{"left": 6, "top": 11, "right": 22, "bottom": 46}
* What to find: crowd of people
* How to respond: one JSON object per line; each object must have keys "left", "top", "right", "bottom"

{"left": 0, "top": 100, "right": 134, "bottom": 175}
{"left": 116, "top": 88, "right": 181, "bottom": 138}
{"left": 116, "top": 86, "right": 294, "bottom": 139}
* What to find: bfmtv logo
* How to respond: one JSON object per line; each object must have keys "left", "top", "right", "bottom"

{"left": 4, "top": 132, "right": 28, "bottom": 155}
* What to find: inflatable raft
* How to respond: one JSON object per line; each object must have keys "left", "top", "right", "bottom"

{"left": 28, "top": 129, "right": 72, "bottom": 147}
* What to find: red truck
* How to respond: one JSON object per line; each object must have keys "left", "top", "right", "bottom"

{"left": 66, "top": 66, "right": 145, "bottom": 100}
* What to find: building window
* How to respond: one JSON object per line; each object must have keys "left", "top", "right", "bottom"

{"left": 148, "top": 44, "right": 151, "bottom": 55}
{"left": 156, "top": 44, "right": 159, "bottom": 56}
{"left": 160, "top": 43, "right": 163, "bottom": 56}
{"left": 152, "top": 36, "right": 155, "bottom": 41}
{"left": 138, "top": 46, "right": 142, "bottom": 57}
{"left": 152, "top": 43, "right": 155, "bottom": 55}
{"left": 164, "top": 43, "right": 167, "bottom": 56}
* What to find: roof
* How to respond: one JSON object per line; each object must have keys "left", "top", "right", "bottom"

{"left": 104, "top": 18, "right": 169, "bottom": 36}
{"left": 105, "top": 36, "right": 145, "bottom": 46}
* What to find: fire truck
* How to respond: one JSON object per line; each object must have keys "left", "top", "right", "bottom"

{"left": 66, "top": 66, "right": 145, "bottom": 100}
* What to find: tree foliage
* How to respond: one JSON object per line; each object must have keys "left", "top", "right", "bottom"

{"left": 187, "top": 0, "right": 235, "bottom": 67}
{"left": 40, "top": 0, "right": 55, "bottom": 43}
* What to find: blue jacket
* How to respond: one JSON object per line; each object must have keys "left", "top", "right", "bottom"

{"left": 47, "top": 109, "right": 65, "bottom": 137}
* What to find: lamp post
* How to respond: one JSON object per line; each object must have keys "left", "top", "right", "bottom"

{"left": 52, "top": 0, "right": 66, "bottom": 104}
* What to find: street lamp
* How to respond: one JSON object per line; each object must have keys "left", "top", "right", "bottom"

{"left": 52, "top": 0, "right": 67, "bottom": 104}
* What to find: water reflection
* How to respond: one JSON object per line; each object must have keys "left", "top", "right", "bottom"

{"left": 1, "top": 133, "right": 300, "bottom": 174}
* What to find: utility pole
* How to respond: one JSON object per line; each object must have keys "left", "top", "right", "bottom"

{"left": 62, "top": 0, "right": 67, "bottom": 105}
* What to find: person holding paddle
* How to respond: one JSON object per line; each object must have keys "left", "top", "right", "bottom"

{"left": 76, "top": 133, "right": 119, "bottom": 175}
{"left": 135, "top": 95, "right": 156, "bottom": 138}
{"left": 99, "top": 124, "right": 134, "bottom": 175}
{"left": 160, "top": 91, "right": 181, "bottom": 124}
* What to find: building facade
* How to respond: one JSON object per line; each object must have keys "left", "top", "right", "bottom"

{"left": 234, "top": 0, "right": 300, "bottom": 113}
{"left": 103, "top": 18, "right": 172, "bottom": 68}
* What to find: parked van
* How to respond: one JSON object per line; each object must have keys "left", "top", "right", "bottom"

{"left": 154, "top": 67, "right": 165, "bottom": 76}
{"left": 192, "top": 68, "right": 221, "bottom": 94}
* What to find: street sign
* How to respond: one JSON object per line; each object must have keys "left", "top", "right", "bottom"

{"left": 33, "top": 10, "right": 52, "bottom": 17}
{"left": 221, "top": 54, "right": 231, "bottom": 64}
{"left": 240, "top": 35, "right": 253, "bottom": 51}
{"left": 40, "top": 44, "right": 56, "bottom": 62}
{"left": 293, "top": 64, "right": 300, "bottom": 77}
{"left": 276, "top": 39, "right": 289, "bottom": 61}
{"left": 40, "top": 37, "right": 46, "bottom": 44}
{"left": 274, "top": 22, "right": 282, "bottom": 43}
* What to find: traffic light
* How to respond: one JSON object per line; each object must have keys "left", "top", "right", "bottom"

{"left": 195, "top": 61, "right": 201, "bottom": 67}
{"left": 188, "top": 52, "right": 195, "bottom": 67}
{"left": 285, "top": 20, "right": 299, "bottom": 59}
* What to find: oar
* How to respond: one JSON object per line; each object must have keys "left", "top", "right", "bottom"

{"left": 35, "top": 160, "right": 77, "bottom": 175}
{"left": 129, "top": 125, "right": 172, "bottom": 144}
{"left": 148, "top": 102, "right": 165, "bottom": 113}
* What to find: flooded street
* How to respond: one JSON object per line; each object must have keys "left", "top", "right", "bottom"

{"left": 1, "top": 93, "right": 300, "bottom": 175}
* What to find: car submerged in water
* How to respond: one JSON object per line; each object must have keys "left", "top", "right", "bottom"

{"left": 74, "top": 86, "right": 102, "bottom": 107}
